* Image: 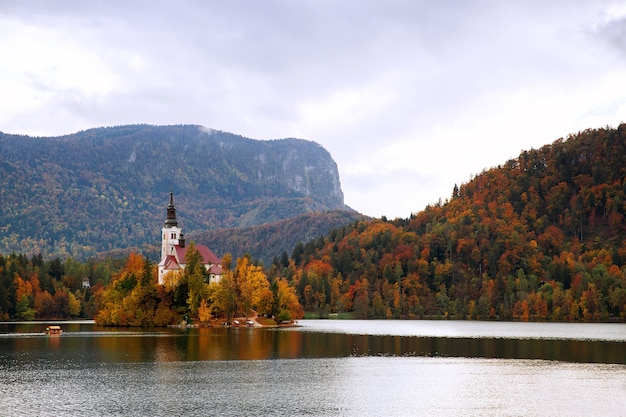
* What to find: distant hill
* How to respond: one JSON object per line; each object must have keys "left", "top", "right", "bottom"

{"left": 192, "top": 210, "right": 369, "bottom": 266}
{"left": 274, "top": 125, "right": 626, "bottom": 321}
{"left": 0, "top": 124, "right": 356, "bottom": 259}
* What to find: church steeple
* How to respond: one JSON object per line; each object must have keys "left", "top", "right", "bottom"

{"left": 165, "top": 189, "right": 178, "bottom": 227}
{"left": 157, "top": 188, "right": 222, "bottom": 286}
{"left": 160, "top": 189, "right": 182, "bottom": 267}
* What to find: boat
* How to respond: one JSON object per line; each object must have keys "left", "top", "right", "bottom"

{"left": 45, "top": 325, "right": 63, "bottom": 335}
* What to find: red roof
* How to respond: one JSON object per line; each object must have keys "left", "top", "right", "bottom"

{"left": 158, "top": 255, "right": 181, "bottom": 270}
{"left": 208, "top": 264, "right": 223, "bottom": 275}
{"left": 174, "top": 245, "right": 221, "bottom": 265}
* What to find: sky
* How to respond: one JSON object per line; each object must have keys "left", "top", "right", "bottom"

{"left": 2, "top": 1, "right": 626, "bottom": 219}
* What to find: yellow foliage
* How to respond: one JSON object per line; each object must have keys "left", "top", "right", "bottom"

{"left": 162, "top": 271, "right": 181, "bottom": 290}
{"left": 198, "top": 299, "right": 212, "bottom": 325}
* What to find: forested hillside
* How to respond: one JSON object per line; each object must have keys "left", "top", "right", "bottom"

{"left": 271, "top": 125, "right": 626, "bottom": 321}
{"left": 0, "top": 124, "right": 349, "bottom": 259}
{"left": 192, "top": 210, "right": 368, "bottom": 266}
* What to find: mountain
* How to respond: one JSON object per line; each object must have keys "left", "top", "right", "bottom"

{"left": 273, "top": 125, "right": 626, "bottom": 321}
{"left": 0, "top": 124, "right": 356, "bottom": 259}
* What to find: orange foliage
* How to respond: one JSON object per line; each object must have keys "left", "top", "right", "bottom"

{"left": 306, "top": 259, "right": 333, "bottom": 278}
{"left": 14, "top": 276, "right": 33, "bottom": 301}
{"left": 124, "top": 252, "right": 146, "bottom": 277}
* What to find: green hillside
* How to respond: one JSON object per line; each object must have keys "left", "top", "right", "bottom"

{"left": 192, "top": 210, "right": 369, "bottom": 266}
{"left": 0, "top": 124, "right": 350, "bottom": 259}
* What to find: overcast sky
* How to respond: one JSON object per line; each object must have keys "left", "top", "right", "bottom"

{"left": 2, "top": 1, "right": 626, "bottom": 218}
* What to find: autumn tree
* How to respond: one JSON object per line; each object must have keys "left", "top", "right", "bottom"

{"left": 209, "top": 253, "right": 237, "bottom": 321}
{"left": 235, "top": 256, "right": 271, "bottom": 317}
{"left": 273, "top": 278, "right": 303, "bottom": 322}
{"left": 95, "top": 253, "right": 175, "bottom": 327}
{"left": 14, "top": 276, "right": 35, "bottom": 320}
{"left": 183, "top": 242, "right": 207, "bottom": 315}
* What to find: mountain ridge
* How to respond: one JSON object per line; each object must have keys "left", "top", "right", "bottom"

{"left": 0, "top": 124, "right": 355, "bottom": 259}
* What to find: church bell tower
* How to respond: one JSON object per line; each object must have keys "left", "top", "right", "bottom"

{"left": 161, "top": 190, "right": 182, "bottom": 260}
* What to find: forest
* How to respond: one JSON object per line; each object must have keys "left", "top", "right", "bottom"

{"left": 0, "top": 252, "right": 121, "bottom": 321}
{"left": 95, "top": 247, "right": 303, "bottom": 327}
{"left": 268, "top": 125, "right": 626, "bottom": 321}
{"left": 1, "top": 124, "right": 625, "bottom": 323}
{"left": 0, "top": 248, "right": 302, "bottom": 325}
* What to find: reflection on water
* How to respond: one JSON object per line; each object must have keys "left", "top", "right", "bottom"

{"left": 1, "top": 320, "right": 626, "bottom": 417}
{"left": 1, "top": 320, "right": 625, "bottom": 364}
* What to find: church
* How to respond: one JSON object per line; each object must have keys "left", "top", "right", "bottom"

{"left": 157, "top": 191, "right": 223, "bottom": 285}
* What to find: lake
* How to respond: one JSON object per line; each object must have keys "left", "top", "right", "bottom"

{"left": 1, "top": 320, "right": 625, "bottom": 416}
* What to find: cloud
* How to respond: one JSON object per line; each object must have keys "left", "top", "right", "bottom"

{"left": 1, "top": 0, "right": 625, "bottom": 218}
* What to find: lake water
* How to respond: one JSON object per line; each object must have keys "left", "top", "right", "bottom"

{"left": 1, "top": 320, "right": 625, "bottom": 416}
